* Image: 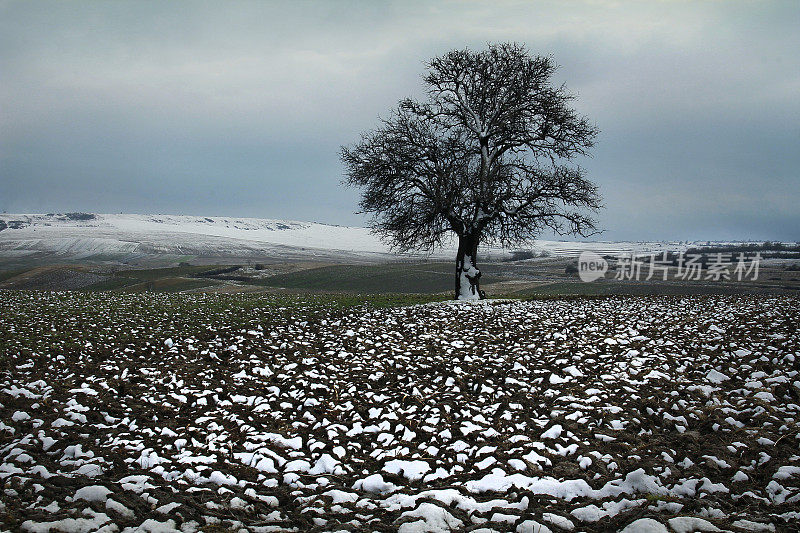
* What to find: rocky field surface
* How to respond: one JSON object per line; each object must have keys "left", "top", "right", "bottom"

{"left": 1, "top": 292, "right": 798, "bottom": 532}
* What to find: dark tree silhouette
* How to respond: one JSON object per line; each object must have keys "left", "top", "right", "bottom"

{"left": 342, "top": 43, "right": 601, "bottom": 299}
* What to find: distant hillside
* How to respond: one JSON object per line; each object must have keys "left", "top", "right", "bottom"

{"left": 0, "top": 213, "right": 398, "bottom": 268}
{"left": 0, "top": 212, "right": 686, "bottom": 270}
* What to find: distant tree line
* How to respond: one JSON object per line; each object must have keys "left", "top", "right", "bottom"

{"left": 503, "top": 250, "right": 552, "bottom": 261}
{"left": 685, "top": 242, "right": 800, "bottom": 260}
{"left": 687, "top": 242, "right": 800, "bottom": 254}
{"left": 64, "top": 212, "right": 96, "bottom": 221}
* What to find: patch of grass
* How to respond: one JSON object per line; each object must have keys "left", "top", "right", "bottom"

{"left": 83, "top": 276, "right": 142, "bottom": 291}
{"left": 310, "top": 292, "right": 451, "bottom": 308}
{"left": 121, "top": 277, "right": 216, "bottom": 293}
{"left": 253, "top": 262, "right": 499, "bottom": 294}
{"left": 117, "top": 265, "right": 222, "bottom": 280}
{"left": 81, "top": 265, "right": 230, "bottom": 293}
{"left": 517, "top": 280, "right": 756, "bottom": 297}
{"left": 0, "top": 269, "right": 27, "bottom": 283}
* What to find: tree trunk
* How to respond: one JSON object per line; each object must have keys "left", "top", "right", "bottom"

{"left": 455, "top": 234, "right": 484, "bottom": 300}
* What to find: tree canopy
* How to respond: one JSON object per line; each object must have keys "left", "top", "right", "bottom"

{"left": 342, "top": 43, "right": 601, "bottom": 298}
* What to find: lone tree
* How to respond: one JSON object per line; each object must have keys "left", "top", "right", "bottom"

{"left": 342, "top": 43, "right": 601, "bottom": 300}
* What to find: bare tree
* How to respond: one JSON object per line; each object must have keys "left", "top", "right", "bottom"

{"left": 342, "top": 43, "right": 601, "bottom": 299}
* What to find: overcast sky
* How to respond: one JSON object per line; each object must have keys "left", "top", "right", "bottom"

{"left": 1, "top": 1, "right": 798, "bottom": 241}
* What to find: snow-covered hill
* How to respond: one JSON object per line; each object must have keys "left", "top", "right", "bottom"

{"left": 0, "top": 213, "right": 394, "bottom": 264}
{"left": 0, "top": 212, "right": 682, "bottom": 266}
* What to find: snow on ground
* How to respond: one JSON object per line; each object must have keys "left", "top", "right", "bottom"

{"left": 0, "top": 213, "right": 391, "bottom": 260}
{"left": 1, "top": 292, "right": 798, "bottom": 531}
{"left": 0, "top": 213, "right": 681, "bottom": 262}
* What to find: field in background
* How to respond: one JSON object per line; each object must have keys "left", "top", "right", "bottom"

{"left": 1, "top": 213, "right": 797, "bottom": 296}
{"left": 0, "top": 256, "right": 798, "bottom": 297}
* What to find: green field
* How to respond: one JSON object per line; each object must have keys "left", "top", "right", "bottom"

{"left": 1, "top": 258, "right": 798, "bottom": 297}
{"left": 250, "top": 262, "right": 500, "bottom": 293}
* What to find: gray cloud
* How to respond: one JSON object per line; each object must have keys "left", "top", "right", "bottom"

{"left": 1, "top": 0, "right": 798, "bottom": 241}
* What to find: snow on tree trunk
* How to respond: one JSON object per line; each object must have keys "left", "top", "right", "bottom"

{"left": 455, "top": 234, "right": 484, "bottom": 300}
